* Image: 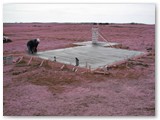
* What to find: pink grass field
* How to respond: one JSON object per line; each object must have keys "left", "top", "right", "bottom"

{"left": 3, "top": 23, "right": 155, "bottom": 116}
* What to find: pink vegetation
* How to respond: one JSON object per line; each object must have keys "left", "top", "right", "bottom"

{"left": 3, "top": 23, "right": 155, "bottom": 116}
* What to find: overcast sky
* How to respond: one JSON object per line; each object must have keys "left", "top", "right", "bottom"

{"left": 3, "top": 4, "right": 155, "bottom": 24}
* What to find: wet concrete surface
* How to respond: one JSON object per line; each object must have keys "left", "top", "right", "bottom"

{"left": 37, "top": 44, "right": 144, "bottom": 70}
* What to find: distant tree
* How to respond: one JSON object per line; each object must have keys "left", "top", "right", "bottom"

{"left": 130, "top": 22, "right": 137, "bottom": 25}
{"left": 99, "top": 23, "right": 110, "bottom": 25}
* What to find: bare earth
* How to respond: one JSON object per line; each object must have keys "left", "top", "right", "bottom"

{"left": 3, "top": 23, "right": 155, "bottom": 116}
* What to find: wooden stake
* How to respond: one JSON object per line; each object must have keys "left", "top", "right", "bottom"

{"left": 60, "top": 64, "right": 65, "bottom": 70}
{"left": 75, "top": 68, "right": 78, "bottom": 72}
{"left": 27, "top": 57, "right": 33, "bottom": 65}
{"left": 72, "top": 67, "right": 75, "bottom": 72}
{"left": 39, "top": 60, "right": 44, "bottom": 67}
{"left": 17, "top": 56, "right": 23, "bottom": 63}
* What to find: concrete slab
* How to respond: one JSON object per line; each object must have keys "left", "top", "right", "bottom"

{"left": 73, "top": 41, "right": 120, "bottom": 47}
{"left": 37, "top": 45, "right": 145, "bottom": 70}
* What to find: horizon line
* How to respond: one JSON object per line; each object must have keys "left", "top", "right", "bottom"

{"left": 3, "top": 22, "right": 155, "bottom": 25}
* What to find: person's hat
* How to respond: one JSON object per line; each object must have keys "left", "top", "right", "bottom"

{"left": 37, "top": 38, "right": 40, "bottom": 42}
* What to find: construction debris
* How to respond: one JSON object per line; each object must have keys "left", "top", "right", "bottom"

{"left": 3, "top": 36, "right": 12, "bottom": 43}
{"left": 3, "top": 56, "right": 13, "bottom": 65}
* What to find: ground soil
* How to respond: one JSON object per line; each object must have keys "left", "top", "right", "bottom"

{"left": 3, "top": 23, "right": 155, "bottom": 116}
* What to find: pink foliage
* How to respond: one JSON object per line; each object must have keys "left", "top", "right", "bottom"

{"left": 3, "top": 23, "right": 155, "bottom": 116}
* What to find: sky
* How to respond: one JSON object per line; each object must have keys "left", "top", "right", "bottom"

{"left": 3, "top": 4, "right": 155, "bottom": 24}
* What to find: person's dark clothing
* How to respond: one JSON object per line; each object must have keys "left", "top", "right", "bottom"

{"left": 27, "top": 39, "right": 39, "bottom": 54}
